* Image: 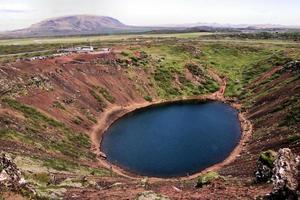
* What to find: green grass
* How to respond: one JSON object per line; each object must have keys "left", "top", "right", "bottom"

{"left": 198, "top": 43, "right": 289, "bottom": 97}
{"left": 52, "top": 101, "right": 66, "bottom": 110}
{"left": 89, "top": 89, "right": 107, "bottom": 109}
{"left": 196, "top": 172, "right": 219, "bottom": 187}
{"left": 32, "top": 172, "right": 51, "bottom": 185}
{"left": 287, "top": 135, "right": 300, "bottom": 143}
{"left": 280, "top": 106, "right": 300, "bottom": 126}
{"left": 143, "top": 95, "right": 153, "bottom": 102}
{"left": 43, "top": 158, "right": 76, "bottom": 171}
{"left": 140, "top": 44, "right": 220, "bottom": 98}
{"left": 1, "top": 98, "right": 94, "bottom": 160}
{"left": 259, "top": 150, "right": 277, "bottom": 168}
{"left": 202, "top": 78, "right": 220, "bottom": 93}
{"left": 2, "top": 98, "right": 65, "bottom": 128}
{"left": 72, "top": 116, "right": 84, "bottom": 125}
{"left": 96, "top": 87, "right": 115, "bottom": 103}
{"left": 0, "top": 32, "right": 212, "bottom": 46}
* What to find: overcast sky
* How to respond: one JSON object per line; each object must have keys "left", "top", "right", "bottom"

{"left": 0, "top": 0, "right": 299, "bottom": 31}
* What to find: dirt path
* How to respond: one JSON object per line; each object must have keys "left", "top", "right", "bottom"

{"left": 89, "top": 68, "right": 253, "bottom": 180}
{"left": 250, "top": 65, "right": 283, "bottom": 87}
{"left": 207, "top": 68, "right": 227, "bottom": 98}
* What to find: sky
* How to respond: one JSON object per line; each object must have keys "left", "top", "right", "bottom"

{"left": 0, "top": 0, "right": 299, "bottom": 31}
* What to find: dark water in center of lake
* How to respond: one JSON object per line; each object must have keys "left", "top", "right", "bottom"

{"left": 101, "top": 101, "right": 241, "bottom": 177}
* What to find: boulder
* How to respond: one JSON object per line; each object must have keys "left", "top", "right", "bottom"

{"left": 267, "top": 148, "right": 300, "bottom": 199}
{"left": 255, "top": 150, "right": 278, "bottom": 183}
{"left": 0, "top": 152, "right": 35, "bottom": 196}
{"left": 0, "top": 152, "right": 25, "bottom": 188}
{"left": 136, "top": 191, "right": 170, "bottom": 200}
{"left": 280, "top": 61, "right": 300, "bottom": 73}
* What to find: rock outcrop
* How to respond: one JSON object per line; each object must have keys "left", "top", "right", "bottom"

{"left": 280, "top": 61, "right": 300, "bottom": 73}
{"left": 0, "top": 152, "right": 34, "bottom": 196}
{"left": 267, "top": 148, "right": 300, "bottom": 199}
{"left": 255, "top": 150, "right": 277, "bottom": 183}
{"left": 136, "top": 191, "right": 170, "bottom": 200}
{"left": 0, "top": 152, "right": 25, "bottom": 188}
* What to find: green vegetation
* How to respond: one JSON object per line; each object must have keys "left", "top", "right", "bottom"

{"left": 52, "top": 101, "right": 66, "bottom": 110}
{"left": 200, "top": 44, "right": 267, "bottom": 96}
{"left": 202, "top": 78, "right": 220, "bottom": 93}
{"left": 224, "top": 32, "right": 300, "bottom": 41}
{"left": 197, "top": 42, "right": 296, "bottom": 97}
{"left": 154, "top": 66, "right": 181, "bottom": 97}
{"left": 72, "top": 116, "right": 84, "bottom": 125}
{"left": 242, "top": 52, "right": 291, "bottom": 85}
{"left": 281, "top": 106, "right": 300, "bottom": 126}
{"left": 259, "top": 150, "right": 277, "bottom": 168}
{"left": 1, "top": 31, "right": 300, "bottom": 199}
{"left": 143, "top": 95, "right": 153, "bottom": 102}
{"left": 139, "top": 44, "right": 219, "bottom": 98}
{"left": 287, "top": 135, "right": 300, "bottom": 143}
{"left": 196, "top": 171, "right": 219, "bottom": 187}
{"left": 0, "top": 32, "right": 212, "bottom": 46}
{"left": 89, "top": 89, "right": 107, "bottom": 109}
{"left": 96, "top": 86, "right": 115, "bottom": 103}
{"left": 1, "top": 98, "right": 94, "bottom": 160}
{"left": 43, "top": 158, "right": 76, "bottom": 171}
{"left": 32, "top": 172, "right": 51, "bottom": 185}
{"left": 186, "top": 63, "right": 205, "bottom": 76}
{"left": 2, "top": 98, "right": 65, "bottom": 128}
{"left": 82, "top": 109, "right": 97, "bottom": 123}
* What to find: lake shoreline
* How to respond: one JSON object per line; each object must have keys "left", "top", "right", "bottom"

{"left": 90, "top": 95, "right": 253, "bottom": 181}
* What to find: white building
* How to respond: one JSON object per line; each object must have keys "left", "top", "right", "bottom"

{"left": 57, "top": 46, "right": 94, "bottom": 53}
{"left": 80, "top": 46, "right": 94, "bottom": 52}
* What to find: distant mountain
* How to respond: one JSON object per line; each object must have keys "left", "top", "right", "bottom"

{"left": 0, "top": 15, "right": 299, "bottom": 38}
{"left": 167, "top": 22, "right": 300, "bottom": 29}
{"left": 30, "top": 15, "right": 126, "bottom": 30}
{"left": 0, "top": 15, "right": 156, "bottom": 38}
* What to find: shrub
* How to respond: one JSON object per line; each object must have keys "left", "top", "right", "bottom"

{"left": 2, "top": 98, "right": 64, "bottom": 128}
{"left": 52, "top": 101, "right": 65, "bottom": 110}
{"left": 96, "top": 87, "right": 115, "bottom": 103}
{"left": 89, "top": 90, "right": 107, "bottom": 109}
{"left": 259, "top": 150, "right": 277, "bottom": 168}
{"left": 280, "top": 106, "right": 300, "bottom": 126}
{"left": 33, "top": 172, "right": 51, "bottom": 184}
{"left": 43, "top": 158, "right": 76, "bottom": 171}
{"left": 287, "top": 135, "right": 300, "bottom": 143}
{"left": 143, "top": 95, "right": 153, "bottom": 102}
{"left": 186, "top": 63, "right": 204, "bottom": 76}
{"left": 121, "top": 51, "right": 129, "bottom": 57}
{"left": 72, "top": 116, "right": 83, "bottom": 125}
{"left": 196, "top": 171, "right": 219, "bottom": 188}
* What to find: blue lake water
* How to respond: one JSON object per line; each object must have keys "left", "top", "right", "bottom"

{"left": 101, "top": 101, "right": 241, "bottom": 177}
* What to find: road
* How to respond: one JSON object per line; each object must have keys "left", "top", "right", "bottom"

{"left": 0, "top": 50, "right": 52, "bottom": 58}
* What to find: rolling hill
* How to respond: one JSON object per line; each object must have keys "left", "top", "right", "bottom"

{"left": 0, "top": 15, "right": 156, "bottom": 38}
{"left": 0, "top": 15, "right": 299, "bottom": 39}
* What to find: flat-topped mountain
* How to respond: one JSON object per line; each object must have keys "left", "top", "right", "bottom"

{"left": 30, "top": 15, "right": 127, "bottom": 31}
{"left": 1, "top": 15, "right": 299, "bottom": 38}
{"left": 1, "top": 15, "right": 151, "bottom": 38}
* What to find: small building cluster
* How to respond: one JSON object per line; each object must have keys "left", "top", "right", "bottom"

{"left": 57, "top": 46, "right": 111, "bottom": 54}
{"left": 57, "top": 46, "right": 94, "bottom": 53}
{"left": 16, "top": 46, "right": 112, "bottom": 63}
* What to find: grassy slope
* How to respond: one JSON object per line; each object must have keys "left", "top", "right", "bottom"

{"left": 0, "top": 98, "right": 112, "bottom": 198}
{"left": 198, "top": 42, "right": 295, "bottom": 97}
{"left": 1, "top": 33, "right": 300, "bottom": 199}
{"left": 0, "top": 32, "right": 212, "bottom": 46}
{"left": 117, "top": 44, "right": 219, "bottom": 99}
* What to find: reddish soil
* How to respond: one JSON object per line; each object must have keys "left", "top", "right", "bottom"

{"left": 1, "top": 51, "right": 299, "bottom": 199}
